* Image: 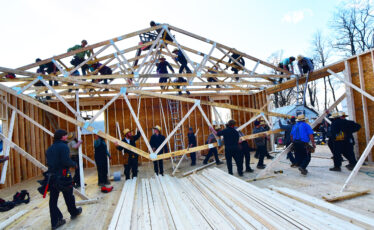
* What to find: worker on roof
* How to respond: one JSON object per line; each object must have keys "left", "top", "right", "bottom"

{"left": 35, "top": 58, "right": 58, "bottom": 86}
{"left": 279, "top": 117, "right": 297, "bottom": 166}
{"left": 67, "top": 132, "right": 83, "bottom": 188}
{"left": 210, "top": 119, "right": 244, "bottom": 176}
{"left": 115, "top": 129, "right": 141, "bottom": 179}
{"left": 239, "top": 130, "right": 254, "bottom": 173}
{"left": 297, "top": 55, "right": 314, "bottom": 75}
{"left": 150, "top": 125, "right": 167, "bottom": 176}
{"left": 203, "top": 126, "right": 223, "bottom": 165}
{"left": 46, "top": 129, "right": 82, "bottom": 229}
{"left": 228, "top": 50, "right": 245, "bottom": 81}
{"left": 187, "top": 127, "right": 197, "bottom": 166}
{"left": 150, "top": 21, "right": 174, "bottom": 43}
{"left": 67, "top": 40, "right": 92, "bottom": 76}
{"left": 329, "top": 112, "right": 361, "bottom": 172}
{"left": 172, "top": 48, "right": 191, "bottom": 74}
{"left": 207, "top": 66, "right": 220, "bottom": 88}
{"left": 156, "top": 56, "right": 174, "bottom": 90}
{"left": 291, "top": 114, "right": 316, "bottom": 175}
{"left": 90, "top": 62, "right": 113, "bottom": 89}
{"left": 94, "top": 135, "right": 111, "bottom": 186}
{"left": 278, "top": 56, "right": 295, "bottom": 83}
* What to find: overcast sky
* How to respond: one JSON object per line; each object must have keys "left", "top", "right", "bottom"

{"left": 0, "top": 0, "right": 350, "bottom": 68}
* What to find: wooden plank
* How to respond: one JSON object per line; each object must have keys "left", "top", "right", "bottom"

{"left": 322, "top": 190, "right": 370, "bottom": 203}
{"left": 0, "top": 210, "right": 29, "bottom": 230}
{"left": 270, "top": 186, "right": 374, "bottom": 229}
{"left": 0, "top": 110, "right": 16, "bottom": 184}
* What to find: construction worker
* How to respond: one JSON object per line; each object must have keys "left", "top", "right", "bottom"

{"left": 150, "top": 21, "right": 174, "bottom": 43}
{"left": 90, "top": 62, "right": 113, "bottom": 86}
{"left": 115, "top": 129, "right": 141, "bottom": 179}
{"left": 228, "top": 51, "right": 245, "bottom": 81}
{"left": 262, "top": 122, "right": 274, "bottom": 159}
{"left": 46, "top": 129, "right": 82, "bottom": 229}
{"left": 210, "top": 120, "right": 243, "bottom": 176}
{"left": 94, "top": 135, "right": 111, "bottom": 186}
{"left": 207, "top": 66, "right": 220, "bottom": 88}
{"left": 35, "top": 58, "right": 58, "bottom": 86}
{"left": 239, "top": 130, "right": 254, "bottom": 172}
{"left": 150, "top": 125, "right": 167, "bottom": 176}
{"left": 297, "top": 55, "right": 314, "bottom": 75}
{"left": 203, "top": 126, "right": 223, "bottom": 165}
{"left": 67, "top": 40, "right": 91, "bottom": 75}
{"left": 279, "top": 117, "right": 297, "bottom": 166}
{"left": 291, "top": 114, "right": 316, "bottom": 175}
{"left": 253, "top": 120, "right": 268, "bottom": 169}
{"left": 187, "top": 127, "right": 197, "bottom": 166}
{"left": 67, "top": 132, "right": 83, "bottom": 188}
{"left": 329, "top": 112, "right": 361, "bottom": 171}
{"left": 279, "top": 56, "right": 295, "bottom": 74}
{"left": 156, "top": 56, "right": 174, "bottom": 90}
{"left": 173, "top": 48, "right": 192, "bottom": 74}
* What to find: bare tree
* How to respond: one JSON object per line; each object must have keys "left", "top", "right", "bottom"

{"left": 330, "top": 0, "right": 374, "bottom": 56}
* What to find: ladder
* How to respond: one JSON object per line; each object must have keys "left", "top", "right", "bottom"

{"left": 295, "top": 72, "right": 310, "bottom": 106}
{"left": 167, "top": 100, "right": 185, "bottom": 151}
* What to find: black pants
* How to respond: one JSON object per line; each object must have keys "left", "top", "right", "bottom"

{"left": 327, "top": 138, "right": 334, "bottom": 156}
{"left": 159, "top": 77, "right": 168, "bottom": 89}
{"left": 204, "top": 147, "right": 220, "bottom": 164}
{"left": 294, "top": 141, "right": 311, "bottom": 169}
{"left": 72, "top": 57, "right": 89, "bottom": 76}
{"left": 242, "top": 145, "right": 251, "bottom": 170}
{"left": 71, "top": 155, "right": 80, "bottom": 185}
{"left": 225, "top": 146, "right": 243, "bottom": 175}
{"left": 179, "top": 63, "right": 191, "bottom": 74}
{"left": 256, "top": 145, "right": 266, "bottom": 166}
{"left": 286, "top": 143, "right": 296, "bottom": 165}
{"left": 302, "top": 66, "right": 311, "bottom": 74}
{"left": 49, "top": 184, "right": 79, "bottom": 227}
{"left": 231, "top": 67, "right": 239, "bottom": 80}
{"left": 333, "top": 141, "right": 357, "bottom": 167}
{"left": 176, "top": 77, "right": 190, "bottom": 94}
{"left": 124, "top": 157, "right": 138, "bottom": 180}
{"left": 153, "top": 159, "right": 164, "bottom": 175}
{"left": 95, "top": 156, "right": 108, "bottom": 184}
{"left": 190, "top": 152, "right": 196, "bottom": 165}
{"left": 207, "top": 78, "right": 220, "bottom": 88}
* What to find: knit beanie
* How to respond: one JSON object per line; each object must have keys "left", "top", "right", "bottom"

{"left": 54, "top": 129, "right": 67, "bottom": 142}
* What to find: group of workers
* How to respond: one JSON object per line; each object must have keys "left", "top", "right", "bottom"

{"left": 277, "top": 111, "right": 361, "bottom": 175}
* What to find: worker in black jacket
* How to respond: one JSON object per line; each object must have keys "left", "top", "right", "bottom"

{"left": 279, "top": 117, "right": 297, "bottom": 166}
{"left": 115, "top": 129, "right": 141, "bottom": 179}
{"left": 187, "top": 127, "right": 197, "bottom": 166}
{"left": 203, "top": 126, "right": 223, "bottom": 165}
{"left": 46, "top": 129, "right": 82, "bottom": 229}
{"left": 156, "top": 56, "right": 174, "bottom": 90}
{"left": 94, "top": 135, "right": 111, "bottom": 186}
{"left": 329, "top": 112, "right": 361, "bottom": 171}
{"left": 228, "top": 51, "right": 245, "bottom": 81}
{"left": 210, "top": 120, "right": 243, "bottom": 176}
{"left": 150, "top": 125, "right": 168, "bottom": 175}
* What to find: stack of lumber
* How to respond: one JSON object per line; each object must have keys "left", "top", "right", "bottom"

{"left": 108, "top": 168, "right": 374, "bottom": 230}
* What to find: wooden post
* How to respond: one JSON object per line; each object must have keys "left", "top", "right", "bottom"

{"left": 0, "top": 110, "right": 16, "bottom": 184}
{"left": 357, "top": 56, "right": 372, "bottom": 161}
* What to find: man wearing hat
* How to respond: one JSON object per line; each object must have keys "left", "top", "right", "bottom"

{"left": 67, "top": 132, "right": 83, "bottom": 187}
{"left": 291, "top": 114, "right": 315, "bottom": 175}
{"left": 297, "top": 55, "right": 314, "bottom": 75}
{"left": 210, "top": 119, "right": 243, "bottom": 176}
{"left": 46, "top": 129, "right": 82, "bottom": 229}
{"left": 156, "top": 56, "right": 174, "bottom": 90}
{"left": 279, "top": 117, "right": 297, "bottom": 166}
{"left": 203, "top": 126, "right": 223, "bottom": 165}
{"left": 187, "top": 127, "right": 197, "bottom": 166}
{"left": 150, "top": 125, "right": 167, "bottom": 175}
{"left": 115, "top": 129, "right": 141, "bottom": 179}
{"left": 329, "top": 112, "right": 361, "bottom": 171}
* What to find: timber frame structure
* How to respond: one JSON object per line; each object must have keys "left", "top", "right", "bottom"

{"left": 0, "top": 23, "right": 374, "bottom": 199}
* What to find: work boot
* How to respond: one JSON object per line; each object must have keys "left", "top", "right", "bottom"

{"left": 216, "top": 161, "right": 223, "bottom": 165}
{"left": 290, "top": 164, "right": 298, "bottom": 168}
{"left": 71, "top": 207, "right": 82, "bottom": 220}
{"left": 256, "top": 164, "right": 266, "bottom": 169}
{"left": 329, "top": 167, "right": 341, "bottom": 172}
{"left": 187, "top": 91, "right": 191, "bottom": 95}
{"left": 266, "top": 155, "right": 274, "bottom": 159}
{"left": 345, "top": 164, "right": 355, "bottom": 171}
{"left": 298, "top": 167, "right": 308, "bottom": 175}
{"left": 52, "top": 219, "right": 66, "bottom": 229}
{"left": 245, "top": 168, "right": 254, "bottom": 173}
{"left": 238, "top": 172, "right": 244, "bottom": 177}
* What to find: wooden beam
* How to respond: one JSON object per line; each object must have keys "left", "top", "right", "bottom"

{"left": 322, "top": 190, "right": 370, "bottom": 203}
